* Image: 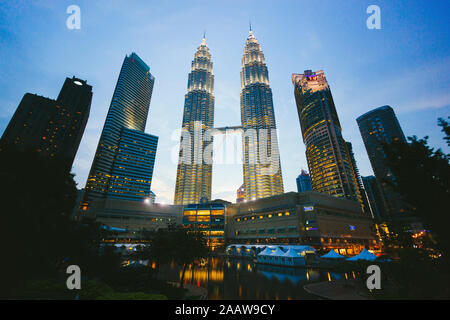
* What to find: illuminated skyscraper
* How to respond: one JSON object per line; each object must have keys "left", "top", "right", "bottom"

{"left": 82, "top": 53, "right": 157, "bottom": 207}
{"left": 292, "top": 70, "right": 362, "bottom": 203}
{"left": 357, "top": 105, "right": 407, "bottom": 220}
{"left": 240, "top": 29, "right": 284, "bottom": 201}
{"left": 174, "top": 37, "right": 214, "bottom": 205}
{"left": 346, "top": 141, "right": 371, "bottom": 214}
{"left": 236, "top": 184, "right": 245, "bottom": 203}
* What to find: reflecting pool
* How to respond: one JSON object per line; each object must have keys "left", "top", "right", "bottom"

{"left": 156, "top": 257, "right": 354, "bottom": 300}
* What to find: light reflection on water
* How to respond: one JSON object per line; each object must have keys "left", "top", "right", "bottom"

{"left": 155, "top": 257, "right": 352, "bottom": 300}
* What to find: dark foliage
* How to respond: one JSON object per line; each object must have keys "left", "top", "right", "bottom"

{"left": 438, "top": 117, "right": 450, "bottom": 147}
{"left": 0, "top": 143, "right": 118, "bottom": 297}
{"left": 21, "top": 278, "right": 168, "bottom": 300}
{"left": 371, "top": 118, "right": 450, "bottom": 298}
{"left": 382, "top": 124, "right": 450, "bottom": 255}
{"left": 100, "top": 266, "right": 185, "bottom": 299}
{"left": 368, "top": 249, "right": 450, "bottom": 299}
{"left": 132, "top": 223, "right": 209, "bottom": 287}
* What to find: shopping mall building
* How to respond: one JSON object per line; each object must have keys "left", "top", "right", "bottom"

{"left": 225, "top": 191, "right": 380, "bottom": 255}
{"left": 82, "top": 191, "right": 380, "bottom": 254}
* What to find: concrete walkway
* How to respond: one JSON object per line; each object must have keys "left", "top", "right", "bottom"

{"left": 304, "top": 279, "right": 369, "bottom": 300}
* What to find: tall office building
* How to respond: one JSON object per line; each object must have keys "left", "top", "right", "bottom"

{"left": 357, "top": 105, "right": 407, "bottom": 220}
{"left": 346, "top": 141, "right": 371, "bottom": 214}
{"left": 240, "top": 29, "right": 284, "bottom": 201}
{"left": 1, "top": 77, "right": 92, "bottom": 170}
{"left": 362, "top": 175, "right": 386, "bottom": 221}
{"left": 236, "top": 184, "right": 245, "bottom": 203}
{"left": 296, "top": 170, "right": 313, "bottom": 192}
{"left": 292, "top": 70, "right": 362, "bottom": 203}
{"left": 82, "top": 53, "right": 157, "bottom": 207}
{"left": 174, "top": 37, "right": 215, "bottom": 205}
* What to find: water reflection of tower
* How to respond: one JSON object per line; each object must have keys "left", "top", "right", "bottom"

{"left": 178, "top": 257, "right": 225, "bottom": 299}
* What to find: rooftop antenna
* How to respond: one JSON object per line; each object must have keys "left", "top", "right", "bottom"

{"left": 249, "top": 20, "right": 252, "bottom": 32}
{"left": 201, "top": 30, "right": 207, "bottom": 45}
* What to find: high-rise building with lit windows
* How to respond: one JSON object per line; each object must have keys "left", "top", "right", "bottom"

{"left": 82, "top": 53, "right": 157, "bottom": 207}
{"left": 236, "top": 184, "right": 245, "bottom": 203}
{"left": 105, "top": 127, "right": 158, "bottom": 201}
{"left": 357, "top": 105, "right": 407, "bottom": 220}
{"left": 346, "top": 141, "right": 371, "bottom": 215}
{"left": 240, "top": 29, "right": 284, "bottom": 201}
{"left": 174, "top": 37, "right": 214, "bottom": 205}
{"left": 1, "top": 76, "right": 92, "bottom": 171}
{"left": 292, "top": 70, "right": 362, "bottom": 204}
{"left": 182, "top": 202, "right": 225, "bottom": 250}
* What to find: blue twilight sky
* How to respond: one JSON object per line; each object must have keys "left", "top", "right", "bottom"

{"left": 0, "top": 0, "right": 449, "bottom": 204}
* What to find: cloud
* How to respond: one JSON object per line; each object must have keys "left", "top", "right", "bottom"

{"left": 213, "top": 191, "right": 236, "bottom": 202}
{"left": 402, "top": 93, "right": 450, "bottom": 113}
{"left": 151, "top": 176, "right": 174, "bottom": 204}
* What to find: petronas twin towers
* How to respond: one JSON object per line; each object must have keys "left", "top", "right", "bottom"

{"left": 174, "top": 38, "right": 214, "bottom": 205}
{"left": 174, "top": 30, "right": 284, "bottom": 205}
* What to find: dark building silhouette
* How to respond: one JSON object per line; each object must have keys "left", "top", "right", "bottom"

{"left": 357, "top": 105, "right": 407, "bottom": 220}
{"left": 1, "top": 77, "right": 92, "bottom": 170}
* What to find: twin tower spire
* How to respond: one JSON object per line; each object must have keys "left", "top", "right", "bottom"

{"left": 174, "top": 30, "right": 284, "bottom": 205}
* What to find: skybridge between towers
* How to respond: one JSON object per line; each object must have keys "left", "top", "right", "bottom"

{"left": 212, "top": 125, "right": 243, "bottom": 135}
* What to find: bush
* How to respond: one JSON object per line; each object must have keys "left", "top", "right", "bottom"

{"left": 19, "top": 278, "right": 169, "bottom": 300}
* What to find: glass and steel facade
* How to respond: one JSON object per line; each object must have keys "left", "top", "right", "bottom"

{"left": 106, "top": 127, "right": 158, "bottom": 201}
{"left": 362, "top": 175, "right": 386, "bottom": 221}
{"left": 236, "top": 184, "right": 245, "bottom": 203}
{"left": 174, "top": 38, "right": 214, "bottom": 205}
{"left": 296, "top": 170, "right": 313, "bottom": 192}
{"left": 292, "top": 70, "right": 362, "bottom": 204}
{"left": 240, "top": 30, "right": 284, "bottom": 201}
{"left": 357, "top": 105, "right": 407, "bottom": 220}
{"left": 182, "top": 202, "right": 225, "bottom": 250}
{"left": 346, "top": 141, "right": 371, "bottom": 215}
{"left": 83, "top": 53, "right": 157, "bottom": 205}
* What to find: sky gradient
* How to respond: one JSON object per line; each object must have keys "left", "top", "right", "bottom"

{"left": 0, "top": 0, "right": 449, "bottom": 204}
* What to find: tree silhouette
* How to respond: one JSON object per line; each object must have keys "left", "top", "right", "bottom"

{"left": 0, "top": 143, "right": 116, "bottom": 298}
{"left": 438, "top": 117, "right": 450, "bottom": 147}
{"left": 382, "top": 118, "right": 450, "bottom": 256}
{"left": 133, "top": 223, "right": 209, "bottom": 288}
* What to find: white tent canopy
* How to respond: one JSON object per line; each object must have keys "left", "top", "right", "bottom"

{"left": 321, "top": 249, "right": 345, "bottom": 259}
{"left": 270, "top": 247, "right": 286, "bottom": 257}
{"left": 283, "top": 248, "right": 300, "bottom": 257}
{"left": 258, "top": 247, "right": 273, "bottom": 256}
{"left": 255, "top": 245, "right": 311, "bottom": 267}
{"left": 347, "top": 248, "right": 377, "bottom": 261}
{"left": 292, "top": 245, "right": 316, "bottom": 253}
